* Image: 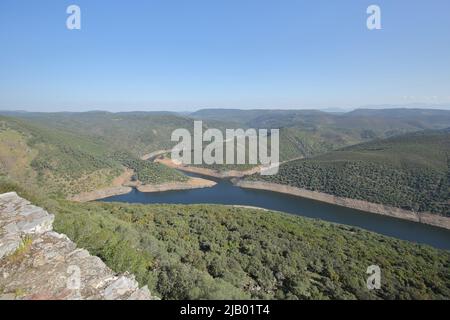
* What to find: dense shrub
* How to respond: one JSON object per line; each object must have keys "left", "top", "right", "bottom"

{"left": 50, "top": 200, "right": 450, "bottom": 300}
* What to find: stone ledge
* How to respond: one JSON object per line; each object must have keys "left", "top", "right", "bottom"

{"left": 0, "top": 192, "right": 158, "bottom": 300}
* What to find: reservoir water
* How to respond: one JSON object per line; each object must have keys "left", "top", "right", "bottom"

{"left": 102, "top": 173, "right": 450, "bottom": 250}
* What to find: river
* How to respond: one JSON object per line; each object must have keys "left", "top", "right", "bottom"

{"left": 101, "top": 173, "right": 450, "bottom": 250}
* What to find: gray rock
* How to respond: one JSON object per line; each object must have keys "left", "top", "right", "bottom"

{"left": 128, "top": 285, "right": 158, "bottom": 300}
{"left": 0, "top": 235, "right": 21, "bottom": 260}
{"left": 103, "top": 275, "right": 139, "bottom": 300}
{"left": 0, "top": 192, "right": 157, "bottom": 300}
{"left": 16, "top": 214, "right": 54, "bottom": 234}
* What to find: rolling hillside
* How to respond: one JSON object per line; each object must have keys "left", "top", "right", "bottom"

{"left": 0, "top": 116, "right": 188, "bottom": 197}
{"left": 247, "top": 129, "right": 450, "bottom": 216}
{"left": 0, "top": 116, "right": 122, "bottom": 197}
{"left": 0, "top": 111, "right": 196, "bottom": 158}
{"left": 192, "top": 108, "right": 450, "bottom": 162}
{"left": 1, "top": 180, "right": 449, "bottom": 300}
{"left": 191, "top": 108, "right": 450, "bottom": 132}
{"left": 0, "top": 111, "right": 449, "bottom": 300}
{"left": 5, "top": 109, "right": 450, "bottom": 166}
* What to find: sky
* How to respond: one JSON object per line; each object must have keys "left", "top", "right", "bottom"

{"left": 0, "top": 0, "right": 449, "bottom": 112}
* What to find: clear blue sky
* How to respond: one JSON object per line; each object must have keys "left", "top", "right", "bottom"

{"left": 1, "top": 0, "right": 449, "bottom": 112}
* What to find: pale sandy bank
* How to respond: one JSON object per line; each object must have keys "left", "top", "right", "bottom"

{"left": 69, "top": 167, "right": 217, "bottom": 201}
{"left": 155, "top": 158, "right": 262, "bottom": 178}
{"left": 235, "top": 180, "right": 450, "bottom": 231}
{"left": 137, "top": 177, "right": 217, "bottom": 193}
{"left": 140, "top": 150, "right": 171, "bottom": 161}
{"left": 68, "top": 186, "right": 133, "bottom": 202}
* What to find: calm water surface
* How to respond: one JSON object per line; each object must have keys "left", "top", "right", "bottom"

{"left": 102, "top": 173, "right": 450, "bottom": 250}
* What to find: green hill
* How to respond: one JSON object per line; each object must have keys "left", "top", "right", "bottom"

{"left": 0, "top": 112, "right": 449, "bottom": 300}
{"left": 1, "top": 180, "right": 449, "bottom": 300}
{"left": 0, "top": 116, "right": 188, "bottom": 197}
{"left": 192, "top": 108, "right": 450, "bottom": 162}
{"left": 248, "top": 130, "right": 450, "bottom": 216}
{"left": 0, "top": 116, "right": 123, "bottom": 197}
{"left": 191, "top": 108, "right": 450, "bottom": 131}
{"left": 2, "top": 111, "right": 449, "bottom": 209}
{"left": 55, "top": 201, "right": 450, "bottom": 300}
{"left": 0, "top": 111, "right": 197, "bottom": 158}
{"left": 5, "top": 109, "right": 450, "bottom": 166}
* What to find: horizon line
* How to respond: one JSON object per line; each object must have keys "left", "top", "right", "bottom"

{"left": 1, "top": 104, "right": 450, "bottom": 114}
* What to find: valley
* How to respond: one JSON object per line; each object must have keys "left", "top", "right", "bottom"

{"left": 1, "top": 109, "right": 450, "bottom": 300}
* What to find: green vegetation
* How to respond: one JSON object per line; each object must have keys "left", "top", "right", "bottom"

{"left": 49, "top": 199, "right": 450, "bottom": 300}
{"left": 190, "top": 108, "right": 450, "bottom": 167}
{"left": 3, "top": 176, "right": 446, "bottom": 300}
{"left": 0, "top": 116, "right": 190, "bottom": 197}
{"left": 113, "top": 152, "right": 189, "bottom": 184}
{"left": 7, "top": 236, "right": 33, "bottom": 264}
{"left": 0, "top": 111, "right": 196, "bottom": 158}
{"left": 248, "top": 130, "right": 450, "bottom": 216}
{"left": 0, "top": 116, "right": 123, "bottom": 197}
{"left": 8, "top": 108, "right": 450, "bottom": 167}
{"left": 2, "top": 177, "right": 449, "bottom": 300}
{"left": 1, "top": 111, "right": 450, "bottom": 300}
{"left": 191, "top": 108, "right": 450, "bottom": 133}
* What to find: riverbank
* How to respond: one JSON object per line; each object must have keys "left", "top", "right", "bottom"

{"left": 235, "top": 180, "right": 450, "bottom": 231}
{"left": 68, "top": 186, "right": 133, "bottom": 202}
{"left": 136, "top": 177, "right": 217, "bottom": 193}
{"left": 231, "top": 205, "right": 269, "bottom": 211}
{"left": 68, "top": 168, "right": 134, "bottom": 202}
{"left": 155, "top": 158, "right": 262, "bottom": 178}
{"left": 141, "top": 150, "right": 171, "bottom": 161}
{"left": 69, "top": 167, "right": 217, "bottom": 202}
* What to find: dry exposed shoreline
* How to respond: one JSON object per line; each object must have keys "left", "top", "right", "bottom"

{"left": 68, "top": 186, "right": 133, "bottom": 202}
{"left": 68, "top": 157, "right": 450, "bottom": 230}
{"left": 235, "top": 180, "right": 450, "bottom": 231}
{"left": 155, "top": 158, "right": 262, "bottom": 178}
{"left": 140, "top": 150, "right": 171, "bottom": 161}
{"left": 68, "top": 168, "right": 134, "bottom": 202}
{"left": 136, "top": 177, "right": 216, "bottom": 193}
{"left": 69, "top": 168, "right": 218, "bottom": 202}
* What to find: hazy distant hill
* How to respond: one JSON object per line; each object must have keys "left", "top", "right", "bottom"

{"left": 192, "top": 108, "right": 450, "bottom": 131}
{"left": 341, "top": 109, "right": 450, "bottom": 133}
{"left": 191, "top": 108, "right": 450, "bottom": 162}
{"left": 191, "top": 109, "right": 334, "bottom": 128}
{"left": 249, "top": 129, "right": 450, "bottom": 216}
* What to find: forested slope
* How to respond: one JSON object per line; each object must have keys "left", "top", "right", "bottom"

{"left": 1, "top": 180, "right": 449, "bottom": 300}
{"left": 192, "top": 108, "right": 450, "bottom": 162}
{"left": 0, "top": 116, "right": 188, "bottom": 197}
{"left": 248, "top": 130, "right": 450, "bottom": 216}
{"left": 1, "top": 112, "right": 449, "bottom": 300}
{"left": 0, "top": 111, "right": 195, "bottom": 158}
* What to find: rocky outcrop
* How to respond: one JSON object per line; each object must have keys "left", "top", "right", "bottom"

{"left": 236, "top": 181, "right": 450, "bottom": 231}
{"left": 0, "top": 192, "right": 158, "bottom": 300}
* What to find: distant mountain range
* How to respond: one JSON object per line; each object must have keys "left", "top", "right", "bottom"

{"left": 2, "top": 108, "right": 450, "bottom": 162}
